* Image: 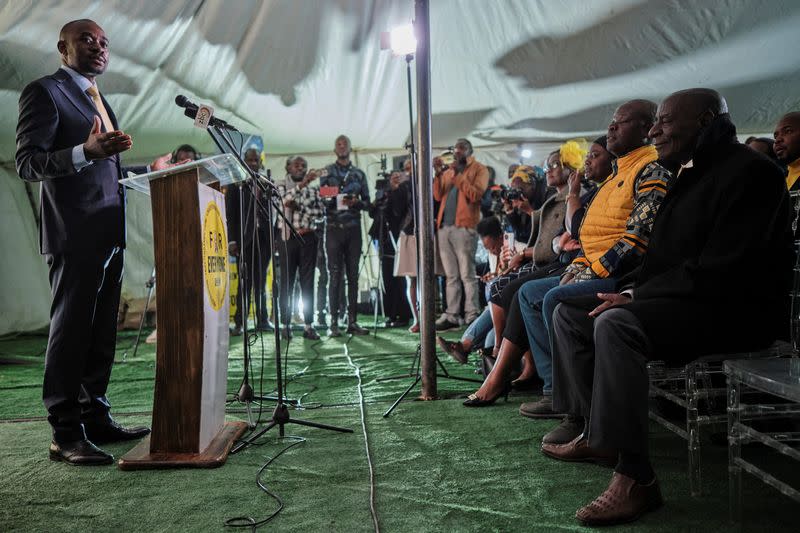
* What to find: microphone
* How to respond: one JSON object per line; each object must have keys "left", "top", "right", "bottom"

{"left": 174, "top": 95, "right": 237, "bottom": 130}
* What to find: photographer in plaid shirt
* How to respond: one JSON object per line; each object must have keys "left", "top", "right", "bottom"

{"left": 277, "top": 155, "right": 324, "bottom": 340}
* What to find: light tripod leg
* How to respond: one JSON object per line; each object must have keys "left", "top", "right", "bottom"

{"left": 286, "top": 418, "right": 353, "bottom": 433}
{"left": 244, "top": 401, "right": 255, "bottom": 429}
{"left": 375, "top": 345, "right": 420, "bottom": 382}
{"left": 435, "top": 352, "right": 482, "bottom": 383}
{"left": 383, "top": 374, "right": 421, "bottom": 418}
{"left": 231, "top": 420, "right": 277, "bottom": 454}
{"left": 122, "top": 267, "right": 156, "bottom": 362}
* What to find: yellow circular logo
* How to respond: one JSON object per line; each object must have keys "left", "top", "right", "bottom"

{"left": 202, "top": 202, "right": 228, "bottom": 311}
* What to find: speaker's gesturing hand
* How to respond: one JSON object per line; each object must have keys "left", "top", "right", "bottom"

{"left": 83, "top": 116, "right": 132, "bottom": 160}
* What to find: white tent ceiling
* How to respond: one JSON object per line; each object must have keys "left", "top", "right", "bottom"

{"left": 1, "top": 0, "right": 799, "bottom": 160}
{"left": 1, "top": 0, "right": 799, "bottom": 334}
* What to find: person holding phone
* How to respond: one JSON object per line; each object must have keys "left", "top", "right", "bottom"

{"left": 319, "top": 135, "right": 370, "bottom": 337}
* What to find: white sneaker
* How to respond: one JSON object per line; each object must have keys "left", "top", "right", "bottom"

{"left": 435, "top": 315, "right": 451, "bottom": 326}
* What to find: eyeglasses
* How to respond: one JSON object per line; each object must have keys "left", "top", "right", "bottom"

{"left": 546, "top": 160, "right": 562, "bottom": 171}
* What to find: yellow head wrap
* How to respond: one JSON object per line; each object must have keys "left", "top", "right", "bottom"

{"left": 510, "top": 165, "right": 536, "bottom": 183}
{"left": 559, "top": 139, "right": 588, "bottom": 171}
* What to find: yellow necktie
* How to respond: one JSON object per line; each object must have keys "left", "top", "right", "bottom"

{"left": 85, "top": 86, "right": 115, "bottom": 133}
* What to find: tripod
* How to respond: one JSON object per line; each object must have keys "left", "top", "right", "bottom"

{"left": 359, "top": 205, "right": 387, "bottom": 336}
{"left": 202, "top": 127, "right": 352, "bottom": 452}
{"left": 378, "top": 345, "right": 482, "bottom": 417}
{"left": 120, "top": 266, "right": 156, "bottom": 362}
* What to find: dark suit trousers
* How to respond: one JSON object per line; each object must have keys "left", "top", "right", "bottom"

{"left": 234, "top": 234, "right": 271, "bottom": 328}
{"left": 551, "top": 300, "right": 652, "bottom": 456}
{"left": 326, "top": 225, "right": 362, "bottom": 323}
{"left": 44, "top": 247, "right": 123, "bottom": 442}
{"left": 279, "top": 233, "right": 317, "bottom": 326}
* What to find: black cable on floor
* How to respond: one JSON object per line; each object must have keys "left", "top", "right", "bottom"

{"left": 224, "top": 435, "right": 305, "bottom": 531}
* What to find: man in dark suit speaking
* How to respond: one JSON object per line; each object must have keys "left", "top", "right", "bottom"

{"left": 16, "top": 19, "right": 178, "bottom": 465}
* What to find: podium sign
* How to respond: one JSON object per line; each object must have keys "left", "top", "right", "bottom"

{"left": 119, "top": 156, "right": 248, "bottom": 470}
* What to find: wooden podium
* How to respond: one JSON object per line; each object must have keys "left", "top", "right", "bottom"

{"left": 118, "top": 155, "right": 249, "bottom": 470}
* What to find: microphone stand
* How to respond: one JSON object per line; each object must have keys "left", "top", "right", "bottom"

{"left": 204, "top": 124, "right": 352, "bottom": 450}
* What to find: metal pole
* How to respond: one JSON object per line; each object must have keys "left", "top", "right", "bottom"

{"left": 414, "top": 0, "right": 436, "bottom": 399}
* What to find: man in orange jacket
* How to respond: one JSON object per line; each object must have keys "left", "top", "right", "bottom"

{"left": 433, "top": 138, "right": 489, "bottom": 330}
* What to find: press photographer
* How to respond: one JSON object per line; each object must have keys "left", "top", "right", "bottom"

{"left": 368, "top": 156, "right": 414, "bottom": 328}
{"left": 319, "top": 134, "right": 370, "bottom": 337}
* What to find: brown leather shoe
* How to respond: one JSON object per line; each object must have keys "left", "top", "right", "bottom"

{"left": 540, "top": 435, "right": 616, "bottom": 466}
{"left": 436, "top": 336, "right": 468, "bottom": 364}
{"left": 576, "top": 472, "right": 663, "bottom": 526}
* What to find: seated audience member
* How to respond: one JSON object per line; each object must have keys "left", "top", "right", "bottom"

{"left": 560, "top": 136, "right": 612, "bottom": 251}
{"left": 487, "top": 137, "right": 614, "bottom": 383}
{"left": 438, "top": 216, "right": 505, "bottom": 362}
{"left": 745, "top": 136, "right": 780, "bottom": 164}
{"left": 484, "top": 149, "right": 582, "bottom": 365}
{"left": 542, "top": 88, "right": 792, "bottom": 527}
{"left": 436, "top": 216, "right": 505, "bottom": 364}
{"left": 434, "top": 138, "right": 489, "bottom": 330}
{"left": 774, "top": 111, "right": 800, "bottom": 190}
{"left": 463, "top": 99, "right": 672, "bottom": 411}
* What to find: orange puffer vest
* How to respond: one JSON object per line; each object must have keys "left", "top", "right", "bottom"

{"left": 578, "top": 144, "right": 658, "bottom": 263}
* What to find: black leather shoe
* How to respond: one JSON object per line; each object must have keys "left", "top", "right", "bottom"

{"left": 303, "top": 327, "right": 320, "bottom": 340}
{"left": 347, "top": 322, "right": 369, "bottom": 335}
{"left": 49, "top": 439, "right": 114, "bottom": 466}
{"left": 328, "top": 325, "right": 342, "bottom": 338}
{"left": 84, "top": 420, "right": 151, "bottom": 444}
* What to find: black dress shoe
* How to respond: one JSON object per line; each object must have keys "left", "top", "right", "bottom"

{"left": 49, "top": 439, "right": 114, "bottom": 466}
{"left": 84, "top": 420, "right": 151, "bottom": 444}
{"left": 328, "top": 325, "right": 342, "bottom": 338}
{"left": 347, "top": 322, "right": 369, "bottom": 335}
{"left": 303, "top": 327, "right": 320, "bottom": 340}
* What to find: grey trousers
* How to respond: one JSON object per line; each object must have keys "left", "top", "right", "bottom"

{"left": 552, "top": 302, "right": 652, "bottom": 455}
{"left": 438, "top": 225, "right": 479, "bottom": 322}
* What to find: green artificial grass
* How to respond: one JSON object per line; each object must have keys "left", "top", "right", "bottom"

{"left": 0, "top": 323, "right": 797, "bottom": 532}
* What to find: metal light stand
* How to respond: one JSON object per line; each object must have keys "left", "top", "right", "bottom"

{"left": 121, "top": 266, "right": 156, "bottom": 362}
{"left": 380, "top": 51, "right": 480, "bottom": 419}
{"left": 358, "top": 199, "right": 386, "bottom": 336}
{"left": 205, "top": 126, "right": 352, "bottom": 452}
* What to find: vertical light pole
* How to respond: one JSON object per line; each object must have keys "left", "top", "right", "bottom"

{"left": 414, "top": 0, "right": 436, "bottom": 399}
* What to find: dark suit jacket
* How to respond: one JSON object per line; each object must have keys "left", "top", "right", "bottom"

{"left": 621, "top": 117, "right": 793, "bottom": 361}
{"left": 15, "top": 68, "right": 146, "bottom": 254}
